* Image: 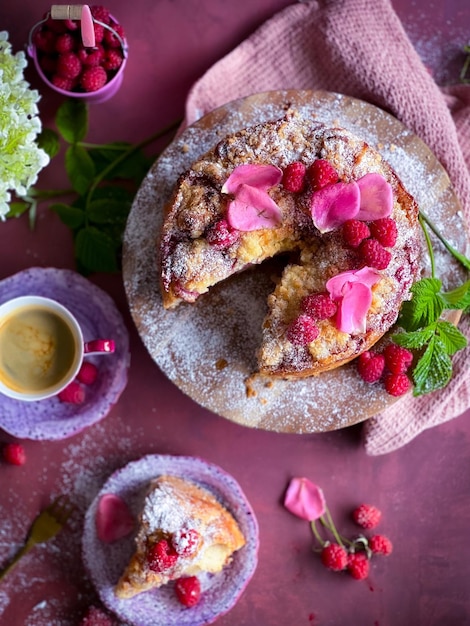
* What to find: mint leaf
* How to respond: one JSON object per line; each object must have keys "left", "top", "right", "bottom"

{"left": 56, "top": 99, "right": 88, "bottom": 144}
{"left": 412, "top": 335, "right": 453, "bottom": 396}
{"left": 441, "top": 280, "right": 470, "bottom": 310}
{"left": 435, "top": 320, "right": 468, "bottom": 355}
{"left": 37, "top": 128, "right": 60, "bottom": 159}
{"left": 87, "top": 198, "right": 131, "bottom": 225}
{"left": 49, "top": 203, "right": 85, "bottom": 229}
{"left": 392, "top": 326, "right": 436, "bottom": 349}
{"left": 65, "top": 145, "right": 96, "bottom": 195}
{"left": 398, "top": 278, "right": 444, "bottom": 331}
{"left": 75, "top": 227, "right": 119, "bottom": 273}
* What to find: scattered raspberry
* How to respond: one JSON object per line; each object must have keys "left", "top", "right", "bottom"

{"left": 282, "top": 162, "right": 306, "bottom": 192}
{"left": 206, "top": 219, "right": 240, "bottom": 249}
{"left": 58, "top": 381, "right": 85, "bottom": 404}
{"left": 174, "top": 576, "right": 201, "bottom": 607}
{"left": 79, "top": 605, "right": 115, "bottom": 626}
{"left": 286, "top": 315, "right": 319, "bottom": 346}
{"left": 358, "top": 238, "right": 392, "bottom": 270}
{"left": 2, "top": 442, "right": 26, "bottom": 466}
{"left": 55, "top": 33, "right": 75, "bottom": 53}
{"left": 370, "top": 217, "right": 398, "bottom": 248}
{"left": 172, "top": 528, "right": 200, "bottom": 556}
{"left": 301, "top": 292, "right": 337, "bottom": 320}
{"left": 342, "top": 219, "right": 370, "bottom": 248}
{"left": 57, "top": 52, "right": 82, "bottom": 79}
{"left": 384, "top": 372, "right": 411, "bottom": 397}
{"left": 347, "top": 552, "right": 370, "bottom": 580}
{"left": 148, "top": 539, "right": 179, "bottom": 572}
{"left": 383, "top": 343, "right": 413, "bottom": 374}
{"left": 102, "top": 49, "right": 123, "bottom": 71}
{"left": 80, "top": 66, "right": 108, "bottom": 92}
{"left": 320, "top": 543, "right": 348, "bottom": 572}
{"left": 77, "top": 361, "right": 99, "bottom": 385}
{"left": 308, "top": 159, "right": 339, "bottom": 190}
{"left": 352, "top": 504, "right": 382, "bottom": 529}
{"left": 357, "top": 351, "right": 385, "bottom": 384}
{"left": 369, "top": 534, "right": 393, "bottom": 556}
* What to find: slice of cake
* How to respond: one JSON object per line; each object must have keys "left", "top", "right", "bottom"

{"left": 159, "top": 110, "right": 422, "bottom": 378}
{"left": 115, "top": 475, "right": 246, "bottom": 599}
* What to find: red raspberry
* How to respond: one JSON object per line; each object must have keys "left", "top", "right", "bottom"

{"left": 92, "top": 23, "right": 105, "bottom": 44}
{"left": 64, "top": 19, "right": 79, "bottom": 32}
{"left": 301, "top": 293, "right": 337, "bottom": 320}
{"left": 80, "top": 66, "right": 108, "bottom": 92}
{"left": 384, "top": 372, "right": 411, "bottom": 397}
{"left": 51, "top": 74, "right": 76, "bottom": 92}
{"left": 320, "top": 543, "right": 348, "bottom": 571}
{"left": 33, "top": 29, "right": 57, "bottom": 54}
{"left": 91, "top": 5, "right": 112, "bottom": 24}
{"left": 282, "top": 162, "right": 306, "bottom": 192}
{"left": 286, "top": 315, "right": 319, "bottom": 346}
{"left": 352, "top": 504, "right": 382, "bottom": 529}
{"left": 43, "top": 16, "right": 66, "bottom": 34}
{"left": 347, "top": 552, "right": 370, "bottom": 580}
{"left": 370, "top": 218, "right": 398, "bottom": 248}
{"left": 2, "top": 443, "right": 26, "bottom": 466}
{"left": 79, "top": 605, "right": 115, "bottom": 626}
{"left": 57, "top": 52, "right": 82, "bottom": 79}
{"left": 342, "top": 219, "right": 370, "bottom": 248}
{"left": 369, "top": 534, "right": 393, "bottom": 556}
{"left": 55, "top": 33, "right": 76, "bottom": 53}
{"left": 206, "top": 219, "right": 240, "bottom": 249}
{"left": 102, "top": 49, "right": 124, "bottom": 71}
{"left": 172, "top": 528, "right": 200, "bottom": 557}
{"left": 383, "top": 343, "right": 413, "bottom": 374}
{"left": 358, "top": 238, "right": 392, "bottom": 270}
{"left": 308, "top": 159, "right": 339, "bottom": 190}
{"left": 58, "top": 381, "right": 85, "bottom": 404}
{"left": 77, "top": 362, "right": 99, "bottom": 385}
{"left": 78, "top": 45, "right": 105, "bottom": 67}
{"left": 357, "top": 351, "right": 385, "bottom": 384}
{"left": 104, "top": 23, "right": 126, "bottom": 48}
{"left": 174, "top": 576, "right": 201, "bottom": 607}
{"left": 148, "top": 539, "right": 179, "bottom": 572}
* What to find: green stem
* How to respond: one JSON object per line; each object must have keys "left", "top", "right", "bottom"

{"left": 418, "top": 213, "right": 436, "bottom": 279}
{"left": 419, "top": 211, "right": 470, "bottom": 271}
{"left": 319, "top": 507, "right": 350, "bottom": 547}
{"left": 310, "top": 520, "right": 326, "bottom": 547}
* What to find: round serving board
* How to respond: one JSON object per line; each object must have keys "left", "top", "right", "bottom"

{"left": 123, "top": 90, "right": 468, "bottom": 433}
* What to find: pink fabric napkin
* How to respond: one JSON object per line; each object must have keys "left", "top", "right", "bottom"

{"left": 183, "top": 0, "right": 470, "bottom": 454}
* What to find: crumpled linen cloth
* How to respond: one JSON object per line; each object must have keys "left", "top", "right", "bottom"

{"left": 182, "top": 0, "right": 470, "bottom": 454}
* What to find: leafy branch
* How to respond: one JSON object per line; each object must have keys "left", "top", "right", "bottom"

{"left": 8, "top": 99, "right": 180, "bottom": 273}
{"left": 392, "top": 212, "right": 470, "bottom": 396}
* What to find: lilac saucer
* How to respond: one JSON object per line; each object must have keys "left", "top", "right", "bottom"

{"left": 0, "top": 267, "right": 130, "bottom": 440}
{"left": 82, "top": 454, "right": 259, "bottom": 626}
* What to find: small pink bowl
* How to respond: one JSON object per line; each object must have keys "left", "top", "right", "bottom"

{"left": 28, "top": 13, "right": 128, "bottom": 104}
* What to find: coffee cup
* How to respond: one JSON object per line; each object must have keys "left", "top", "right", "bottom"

{"left": 0, "top": 296, "right": 115, "bottom": 402}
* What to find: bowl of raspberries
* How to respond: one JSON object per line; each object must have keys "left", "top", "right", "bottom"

{"left": 28, "top": 4, "right": 128, "bottom": 103}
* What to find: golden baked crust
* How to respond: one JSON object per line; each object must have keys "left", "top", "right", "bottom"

{"left": 115, "top": 475, "right": 246, "bottom": 599}
{"left": 158, "top": 111, "right": 421, "bottom": 379}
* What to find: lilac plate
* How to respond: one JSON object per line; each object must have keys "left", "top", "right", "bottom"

{"left": 82, "top": 454, "right": 259, "bottom": 626}
{"left": 0, "top": 267, "right": 130, "bottom": 440}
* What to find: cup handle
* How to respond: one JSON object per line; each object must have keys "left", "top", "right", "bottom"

{"left": 84, "top": 339, "right": 115, "bottom": 355}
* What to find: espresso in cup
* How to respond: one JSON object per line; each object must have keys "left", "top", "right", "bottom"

{"left": 0, "top": 303, "right": 78, "bottom": 395}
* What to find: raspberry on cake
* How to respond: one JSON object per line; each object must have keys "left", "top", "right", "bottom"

{"left": 159, "top": 111, "right": 422, "bottom": 380}
{"left": 114, "top": 475, "right": 246, "bottom": 599}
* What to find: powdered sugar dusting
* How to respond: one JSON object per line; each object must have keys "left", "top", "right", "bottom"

{"left": 123, "top": 90, "right": 468, "bottom": 434}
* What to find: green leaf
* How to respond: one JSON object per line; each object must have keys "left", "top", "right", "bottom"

{"left": 65, "top": 145, "right": 96, "bottom": 195}
{"left": 87, "top": 198, "right": 131, "bottom": 225}
{"left": 392, "top": 327, "right": 436, "bottom": 350}
{"left": 89, "top": 145, "right": 152, "bottom": 184}
{"left": 412, "top": 336, "right": 453, "bottom": 396}
{"left": 36, "top": 128, "right": 60, "bottom": 159}
{"left": 441, "top": 280, "right": 470, "bottom": 310}
{"left": 49, "top": 203, "right": 85, "bottom": 229}
{"left": 399, "top": 278, "right": 444, "bottom": 331}
{"left": 5, "top": 202, "right": 30, "bottom": 218}
{"left": 56, "top": 99, "right": 88, "bottom": 144}
{"left": 435, "top": 320, "right": 468, "bottom": 355}
{"left": 75, "top": 227, "right": 119, "bottom": 273}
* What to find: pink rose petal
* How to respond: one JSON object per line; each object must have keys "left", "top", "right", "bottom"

{"left": 310, "top": 182, "right": 360, "bottom": 233}
{"left": 95, "top": 493, "right": 135, "bottom": 543}
{"left": 356, "top": 173, "right": 393, "bottom": 221}
{"left": 222, "top": 164, "right": 282, "bottom": 194}
{"left": 227, "top": 184, "right": 282, "bottom": 231}
{"left": 284, "top": 477, "right": 326, "bottom": 521}
{"left": 326, "top": 267, "right": 381, "bottom": 334}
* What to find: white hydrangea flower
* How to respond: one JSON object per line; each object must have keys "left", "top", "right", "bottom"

{"left": 0, "top": 31, "right": 49, "bottom": 219}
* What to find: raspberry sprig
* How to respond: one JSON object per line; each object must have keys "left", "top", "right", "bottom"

{"left": 284, "top": 477, "right": 393, "bottom": 581}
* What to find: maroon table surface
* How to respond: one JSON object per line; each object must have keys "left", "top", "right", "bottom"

{"left": 1, "top": 1, "right": 469, "bottom": 625}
